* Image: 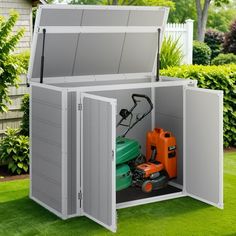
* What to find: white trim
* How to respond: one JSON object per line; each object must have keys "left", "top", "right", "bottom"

{"left": 116, "top": 192, "right": 186, "bottom": 209}
{"left": 111, "top": 97, "right": 117, "bottom": 233}
{"left": 168, "top": 181, "right": 183, "bottom": 190}
{"left": 27, "top": 7, "right": 42, "bottom": 81}
{"left": 30, "top": 82, "right": 64, "bottom": 91}
{"left": 218, "top": 92, "right": 224, "bottom": 209}
{"left": 81, "top": 93, "right": 117, "bottom": 104}
{"left": 80, "top": 92, "right": 84, "bottom": 216}
{"left": 187, "top": 193, "right": 224, "bottom": 209}
{"left": 30, "top": 196, "right": 68, "bottom": 220}
{"left": 39, "top": 4, "right": 169, "bottom": 11}
{"left": 30, "top": 73, "right": 153, "bottom": 84}
{"left": 83, "top": 213, "right": 116, "bottom": 233}
{"left": 29, "top": 86, "right": 33, "bottom": 198}
{"left": 67, "top": 213, "right": 80, "bottom": 218}
{"left": 61, "top": 90, "right": 68, "bottom": 217}
{"left": 183, "top": 85, "right": 187, "bottom": 194}
{"left": 67, "top": 81, "right": 192, "bottom": 92}
{"left": 185, "top": 86, "right": 223, "bottom": 95}
{"left": 37, "top": 26, "right": 162, "bottom": 34}
{"left": 76, "top": 92, "right": 82, "bottom": 216}
{"left": 80, "top": 93, "right": 117, "bottom": 233}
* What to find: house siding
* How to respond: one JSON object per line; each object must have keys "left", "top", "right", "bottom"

{"left": 0, "top": 0, "right": 32, "bottom": 137}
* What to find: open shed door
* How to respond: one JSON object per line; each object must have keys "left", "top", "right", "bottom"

{"left": 185, "top": 87, "right": 223, "bottom": 209}
{"left": 81, "top": 93, "right": 117, "bottom": 232}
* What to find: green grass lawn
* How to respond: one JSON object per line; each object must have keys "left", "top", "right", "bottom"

{"left": 0, "top": 152, "right": 236, "bottom": 236}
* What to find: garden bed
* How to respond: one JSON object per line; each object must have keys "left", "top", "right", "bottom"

{"left": 0, "top": 165, "right": 29, "bottom": 182}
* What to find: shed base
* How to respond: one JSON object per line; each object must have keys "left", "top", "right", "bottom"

{"left": 116, "top": 185, "right": 181, "bottom": 203}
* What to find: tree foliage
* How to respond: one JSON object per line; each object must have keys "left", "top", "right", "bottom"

{"left": 0, "top": 11, "right": 25, "bottom": 113}
{"left": 195, "top": 0, "right": 229, "bottom": 41}
{"left": 207, "top": 6, "right": 236, "bottom": 32}
{"left": 168, "top": 0, "right": 196, "bottom": 23}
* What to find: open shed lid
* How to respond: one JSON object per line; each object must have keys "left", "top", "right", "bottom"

{"left": 28, "top": 5, "right": 169, "bottom": 83}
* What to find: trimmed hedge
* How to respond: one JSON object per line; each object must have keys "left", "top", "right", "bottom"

{"left": 193, "top": 41, "right": 212, "bottom": 65}
{"left": 161, "top": 64, "right": 236, "bottom": 147}
{"left": 212, "top": 53, "right": 236, "bottom": 65}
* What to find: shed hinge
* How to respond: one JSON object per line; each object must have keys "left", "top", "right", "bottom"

{"left": 112, "top": 150, "right": 114, "bottom": 160}
{"left": 78, "top": 191, "right": 82, "bottom": 200}
{"left": 78, "top": 103, "right": 83, "bottom": 111}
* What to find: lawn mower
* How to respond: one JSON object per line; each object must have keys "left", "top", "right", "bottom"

{"left": 116, "top": 94, "right": 153, "bottom": 191}
{"left": 133, "top": 128, "right": 177, "bottom": 193}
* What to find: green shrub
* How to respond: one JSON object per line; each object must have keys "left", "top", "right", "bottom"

{"left": 204, "top": 29, "right": 224, "bottom": 60}
{"left": 0, "top": 11, "right": 25, "bottom": 113}
{"left": 20, "top": 94, "right": 29, "bottom": 136}
{"left": 0, "top": 128, "right": 29, "bottom": 175}
{"left": 212, "top": 53, "right": 236, "bottom": 65}
{"left": 193, "top": 41, "right": 212, "bottom": 65}
{"left": 160, "top": 36, "right": 183, "bottom": 69}
{"left": 161, "top": 64, "right": 236, "bottom": 147}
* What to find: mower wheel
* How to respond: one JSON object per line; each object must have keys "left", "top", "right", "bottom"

{"left": 142, "top": 180, "right": 153, "bottom": 193}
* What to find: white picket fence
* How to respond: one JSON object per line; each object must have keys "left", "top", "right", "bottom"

{"left": 165, "top": 19, "right": 194, "bottom": 65}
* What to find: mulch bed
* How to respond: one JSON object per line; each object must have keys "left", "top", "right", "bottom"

{"left": 0, "top": 165, "right": 29, "bottom": 182}
{"left": 224, "top": 147, "right": 236, "bottom": 153}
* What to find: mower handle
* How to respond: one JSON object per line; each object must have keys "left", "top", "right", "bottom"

{"left": 131, "top": 94, "right": 153, "bottom": 112}
{"left": 120, "top": 94, "right": 153, "bottom": 137}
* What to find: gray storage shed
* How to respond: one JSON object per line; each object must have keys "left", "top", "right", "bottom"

{"left": 28, "top": 5, "right": 223, "bottom": 233}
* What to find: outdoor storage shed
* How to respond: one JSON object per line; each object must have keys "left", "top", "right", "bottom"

{"left": 28, "top": 5, "right": 223, "bottom": 233}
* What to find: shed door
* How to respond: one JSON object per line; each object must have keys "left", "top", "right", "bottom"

{"left": 185, "top": 87, "right": 223, "bottom": 208}
{"left": 81, "top": 93, "right": 117, "bottom": 232}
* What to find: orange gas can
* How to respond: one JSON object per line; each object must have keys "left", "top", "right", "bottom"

{"left": 146, "top": 128, "right": 177, "bottom": 179}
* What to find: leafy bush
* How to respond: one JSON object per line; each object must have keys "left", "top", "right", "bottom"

{"left": 193, "top": 41, "right": 212, "bottom": 65}
{"left": 0, "top": 128, "right": 29, "bottom": 175}
{"left": 20, "top": 94, "right": 29, "bottom": 136}
{"left": 223, "top": 19, "right": 236, "bottom": 54}
{"left": 0, "top": 11, "right": 25, "bottom": 113}
{"left": 212, "top": 53, "right": 236, "bottom": 65}
{"left": 204, "top": 29, "right": 224, "bottom": 60}
{"left": 14, "top": 51, "right": 30, "bottom": 71}
{"left": 160, "top": 36, "right": 183, "bottom": 69}
{"left": 161, "top": 64, "right": 236, "bottom": 147}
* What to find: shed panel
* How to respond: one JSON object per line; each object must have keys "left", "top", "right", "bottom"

{"left": 185, "top": 88, "right": 223, "bottom": 207}
{"left": 31, "top": 86, "right": 63, "bottom": 214}
{"left": 82, "top": 94, "right": 116, "bottom": 231}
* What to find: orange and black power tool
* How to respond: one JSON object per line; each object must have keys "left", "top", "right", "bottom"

{"left": 133, "top": 128, "right": 177, "bottom": 193}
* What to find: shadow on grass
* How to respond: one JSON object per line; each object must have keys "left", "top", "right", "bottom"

{"left": 0, "top": 195, "right": 211, "bottom": 236}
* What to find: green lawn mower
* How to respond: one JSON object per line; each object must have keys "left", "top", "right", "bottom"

{"left": 116, "top": 94, "right": 153, "bottom": 191}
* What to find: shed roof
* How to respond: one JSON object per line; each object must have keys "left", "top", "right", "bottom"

{"left": 28, "top": 5, "right": 169, "bottom": 81}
